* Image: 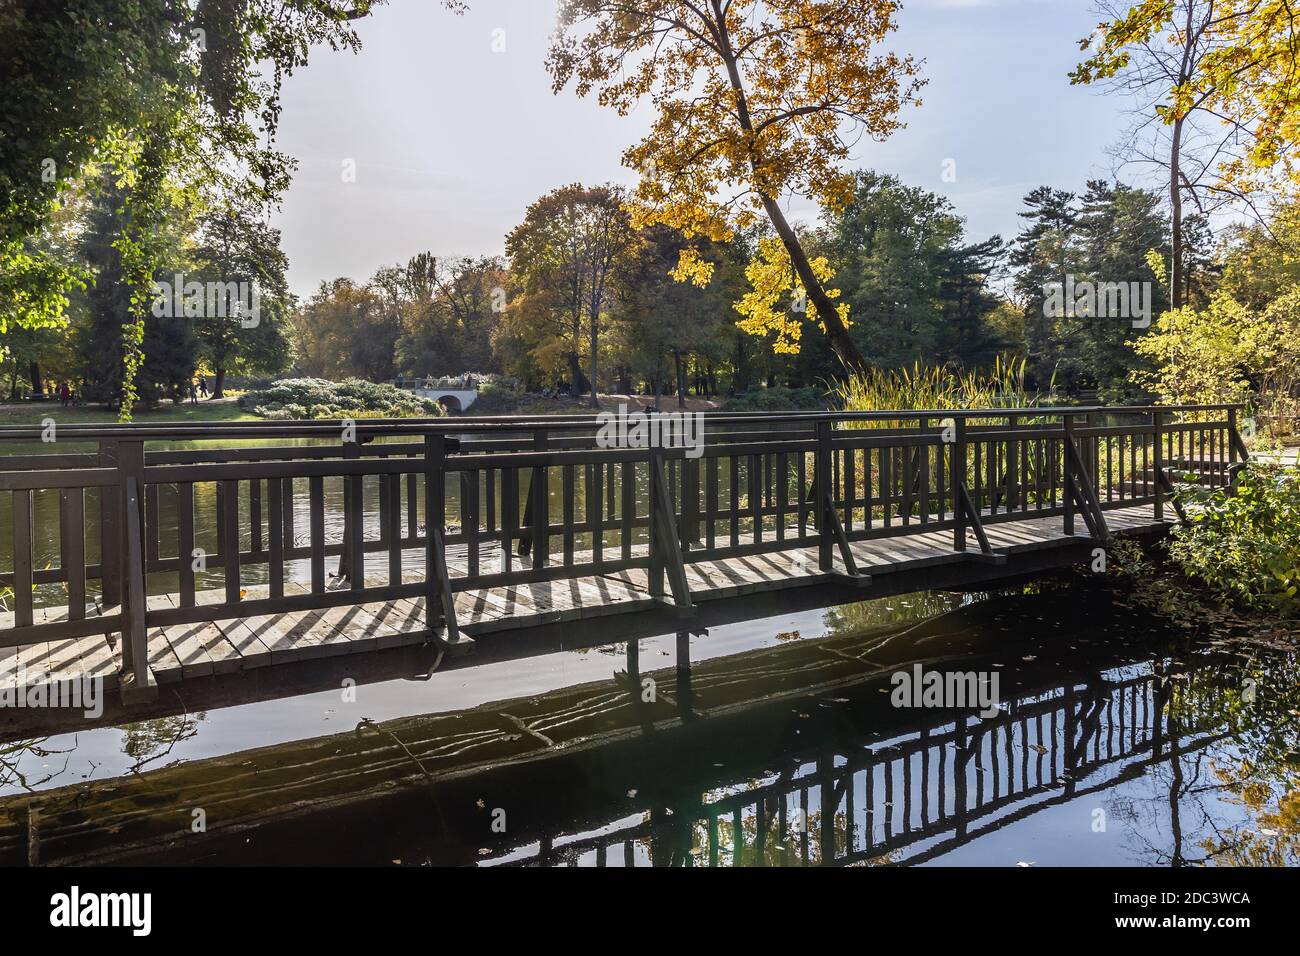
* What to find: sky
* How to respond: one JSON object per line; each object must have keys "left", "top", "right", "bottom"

{"left": 272, "top": 0, "right": 1131, "bottom": 298}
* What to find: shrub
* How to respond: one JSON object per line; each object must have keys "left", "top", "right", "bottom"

{"left": 724, "top": 385, "right": 827, "bottom": 412}
{"left": 1167, "top": 463, "right": 1300, "bottom": 616}
{"left": 238, "top": 379, "right": 447, "bottom": 420}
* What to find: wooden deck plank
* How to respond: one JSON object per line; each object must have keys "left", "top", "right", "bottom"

{"left": 78, "top": 635, "right": 120, "bottom": 690}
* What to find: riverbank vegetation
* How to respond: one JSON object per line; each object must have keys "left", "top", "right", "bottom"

{"left": 1168, "top": 464, "right": 1300, "bottom": 617}
{"left": 236, "top": 379, "right": 447, "bottom": 421}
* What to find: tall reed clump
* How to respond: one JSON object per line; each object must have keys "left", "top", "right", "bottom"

{"left": 832, "top": 355, "right": 1049, "bottom": 426}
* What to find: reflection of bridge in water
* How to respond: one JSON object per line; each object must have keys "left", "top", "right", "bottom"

{"left": 483, "top": 652, "right": 1231, "bottom": 868}
{"left": 0, "top": 584, "right": 1254, "bottom": 866}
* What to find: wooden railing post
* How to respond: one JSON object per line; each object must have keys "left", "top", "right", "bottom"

{"left": 117, "top": 440, "right": 156, "bottom": 702}
{"left": 951, "top": 417, "right": 967, "bottom": 552}
{"left": 98, "top": 440, "right": 122, "bottom": 608}
{"left": 1005, "top": 413, "right": 1019, "bottom": 509}
{"left": 532, "top": 430, "right": 549, "bottom": 568}
{"left": 1227, "top": 406, "right": 1238, "bottom": 472}
{"left": 1062, "top": 414, "right": 1076, "bottom": 536}
{"left": 1152, "top": 408, "right": 1164, "bottom": 521}
{"left": 649, "top": 444, "right": 694, "bottom": 615}
{"left": 647, "top": 446, "right": 665, "bottom": 600}
{"left": 816, "top": 420, "right": 834, "bottom": 572}
{"left": 424, "top": 433, "right": 461, "bottom": 644}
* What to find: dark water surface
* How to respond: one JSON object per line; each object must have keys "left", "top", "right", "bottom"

{"left": 1, "top": 577, "right": 1295, "bottom": 867}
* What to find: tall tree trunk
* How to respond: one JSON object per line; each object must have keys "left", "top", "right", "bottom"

{"left": 589, "top": 318, "right": 600, "bottom": 408}
{"left": 710, "top": 9, "right": 868, "bottom": 376}
{"left": 734, "top": 335, "right": 750, "bottom": 393}
{"left": 759, "top": 195, "right": 868, "bottom": 374}
{"left": 1169, "top": 118, "right": 1184, "bottom": 311}
{"left": 568, "top": 352, "right": 583, "bottom": 395}
{"left": 674, "top": 350, "right": 687, "bottom": 408}
{"left": 213, "top": 367, "right": 226, "bottom": 400}
{"left": 29, "top": 360, "right": 41, "bottom": 396}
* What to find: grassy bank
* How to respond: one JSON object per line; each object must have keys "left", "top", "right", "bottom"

{"left": 0, "top": 399, "right": 257, "bottom": 428}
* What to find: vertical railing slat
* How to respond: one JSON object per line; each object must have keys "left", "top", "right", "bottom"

{"left": 178, "top": 481, "right": 195, "bottom": 608}
{"left": 12, "top": 489, "right": 34, "bottom": 628}
{"left": 60, "top": 487, "right": 86, "bottom": 621}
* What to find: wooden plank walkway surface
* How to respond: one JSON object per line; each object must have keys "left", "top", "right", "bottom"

{"left": 0, "top": 504, "right": 1170, "bottom": 692}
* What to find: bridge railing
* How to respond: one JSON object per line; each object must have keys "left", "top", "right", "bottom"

{"left": 0, "top": 403, "right": 1247, "bottom": 697}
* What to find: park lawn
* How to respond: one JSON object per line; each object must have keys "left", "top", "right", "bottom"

{"left": 0, "top": 399, "right": 258, "bottom": 429}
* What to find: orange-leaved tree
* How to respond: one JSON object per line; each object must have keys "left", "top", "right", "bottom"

{"left": 547, "top": 0, "right": 924, "bottom": 375}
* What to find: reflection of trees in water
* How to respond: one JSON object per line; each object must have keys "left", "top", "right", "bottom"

{"left": 1198, "top": 763, "right": 1300, "bottom": 867}
{"left": 0, "top": 737, "right": 74, "bottom": 791}
{"left": 121, "top": 712, "right": 206, "bottom": 774}
{"left": 1116, "top": 652, "right": 1300, "bottom": 866}
{"left": 823, "top": 591, "right": 967, "bottom": 638}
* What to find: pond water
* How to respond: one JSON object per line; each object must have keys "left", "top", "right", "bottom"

{"left": 1, "top": 578, "right": 1295, "bottom": 867}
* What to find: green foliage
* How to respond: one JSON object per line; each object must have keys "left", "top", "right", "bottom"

{"left": 288, "top": 278, "right": 401, "bottom": 382}
{"left": 0, "top": 1, "right": 440, "bottom": 414}
{"left": 1010, "top": 181, "right": 1171, "bottom": 396}
{"left": 472, "top": 374, "right": 521, "bottom": 397}
{"left": 238, "top": 378, "right": 448, "bottom": 420}
{"left": 391, "top": 255, "right": 506, "bottom": 379}
{"left": 614, "top": 225, "right": 742, "bottom": 401}
{"left": 73, "top": 177, "right": 197, "bottom": 411}
{"left": 1167, "top": 464, "right": 1300, "bottom": 616}
{"left": 724, "top": 385, "right": 827, "bottom": 412}
{"left": 189, "top": 190, "right": 293, "bottom": 395}
{"left": 820, "top": 171, "right": 1009, "bottom": 371}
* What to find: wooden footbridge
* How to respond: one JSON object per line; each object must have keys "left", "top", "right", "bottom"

{"left": 0, "top": 404, "right": 1247, "bottom": 709}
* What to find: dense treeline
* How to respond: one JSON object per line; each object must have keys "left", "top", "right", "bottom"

{"left": 276, "top": 170, "right": 1187, "bottom": 405}
{"left": 1, "top": 172, "right": 293, "bottom": 405}
{"left": 6, "top": 164, "right": 1296, "bottom": 421}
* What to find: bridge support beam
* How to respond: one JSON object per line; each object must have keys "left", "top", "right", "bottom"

{"left": 1063, "top": 416, "right": 1110, "bottom": 542}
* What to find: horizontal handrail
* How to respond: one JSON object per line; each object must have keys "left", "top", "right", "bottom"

{"left": 0, "top": 402, "right": 1246, "bottom": 442}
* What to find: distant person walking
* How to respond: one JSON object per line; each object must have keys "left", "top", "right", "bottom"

{"left": 189, "top": 380, "right": 198, "bottom": 404}
{"left": 58, "top": 382, "right": 71, "bottom": 407}
{"left": 199, "top": 376, "right": 208, "bottom": 399}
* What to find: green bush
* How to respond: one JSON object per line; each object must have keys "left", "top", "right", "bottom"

{"left": 477, "top": 375, "right": 521, "bottom": 398}
{"left": 1167, "top": 463, "right": 1300, "bottom": 615}
{"left": 238, "top": 379, "right": 447, "bottom": 420}
{"left": 724, "top": 385, "right": 827, "bottom": 412}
